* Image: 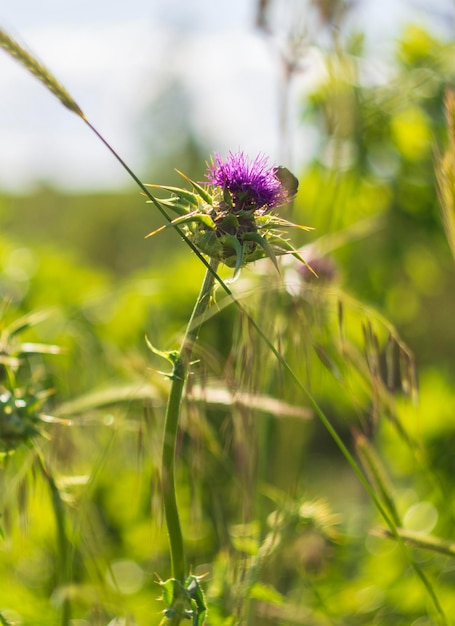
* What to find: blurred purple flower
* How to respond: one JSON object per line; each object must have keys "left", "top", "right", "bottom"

{"left": 298, "top": 255, "right": 338, "bottom": 284}
{"left": 206, "top": 151, "right": 288, "bottom": 212}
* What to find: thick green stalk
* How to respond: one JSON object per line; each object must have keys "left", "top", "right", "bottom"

{"left": 161, "top": 259, "right": 219, "bottom": 587}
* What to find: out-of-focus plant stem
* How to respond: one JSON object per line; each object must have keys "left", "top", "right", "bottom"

{"left": 37, "top": 452, "right": 71, "bottom": 626}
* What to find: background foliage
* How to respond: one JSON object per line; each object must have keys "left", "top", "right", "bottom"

{"left": 2, "top": 3, "right": 455, "bottom": 625}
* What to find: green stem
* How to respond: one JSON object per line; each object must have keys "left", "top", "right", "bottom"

{"left": 37, "top": 451, "right": 71, "bottom": 626}
{"left": 161, "top": 259, "right": 219, "bottom": 586}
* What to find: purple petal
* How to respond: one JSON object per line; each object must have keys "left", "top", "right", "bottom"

{"left": 206, "top": 151, "right": 288, "bottom": 211}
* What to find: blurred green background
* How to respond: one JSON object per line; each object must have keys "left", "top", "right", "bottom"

{"left": 2, "top": 3, "right": 455, "bottom": 625}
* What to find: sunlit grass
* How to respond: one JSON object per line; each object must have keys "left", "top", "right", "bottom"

{"left": 2, "top": 6, "right": 455, "bottom": 626}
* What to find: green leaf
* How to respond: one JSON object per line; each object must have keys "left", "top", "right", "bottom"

{"left": 145, "top": 211, "right": 215, "bottom": 239}
{"left": 157, "top": 576, "right": 207, "bottom": 626}
{"left": 158, "top": 577, "right": 176, "bottom": 607}
{"left": 221, "top": 234, "right": 244, "bottom": 277}
{"left": 223, "top": 187, "right": 233, "bottom": 207}
{"left": 219, "top": 213, "right": 239, "bottom": 229}
{"left": 145, "top": 184, "right": 201, "bottom": 206}
{"left": 151, "top": 197, "right": 194, "bottom": 216}
{"left": 175, "top": 169, "right": 213, "bottom": 204}
{"left": 268, "top": 236, "right": 317, "bottom": 276}
{"left": 258, "top": 214, "right": 313, "bottom": 231}
{"left": 0, "top": 612, "right": 12, "bottom": 626}
{"left": 249, "top": 582, "right": 285, "bottom": 606}
{"left": 243, "top": 232, "right": 279, "bottom": 272}
{"left": 186, "top": 575, "right": 207, "bottom": 626}
{"left": 6, "top": 310, "right": 51, "bottom": 337}
{"left": 145, "top": 336, "right": 179, "bottom": 366}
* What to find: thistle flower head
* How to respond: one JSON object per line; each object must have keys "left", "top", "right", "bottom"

{"left": 206, "top": 151, "right": 289, "bottom": 213}
{"left": 146, "top": 151, "right": 310, "bottom": 277}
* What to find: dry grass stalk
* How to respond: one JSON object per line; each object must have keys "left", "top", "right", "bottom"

{"left": 436, "top": 89, "right": 455, "bottom": 260}
{"left": 0, "top": 27, "right": 84, "bottom": 117}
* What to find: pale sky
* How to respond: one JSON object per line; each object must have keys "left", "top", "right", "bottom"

{"left": 0, "top": 0, "right": 452, "bottom": 191}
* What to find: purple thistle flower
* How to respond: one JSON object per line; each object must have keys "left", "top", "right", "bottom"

{"left": 206, "top": 151, "right": 288, "bottom": 212}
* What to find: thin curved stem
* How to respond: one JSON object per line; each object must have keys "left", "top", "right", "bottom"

{"left": 161, "top": 258, "right": 219, "bottom": 586}
{"left": 36, "top": 451, "right": 71, "bottom": 626}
